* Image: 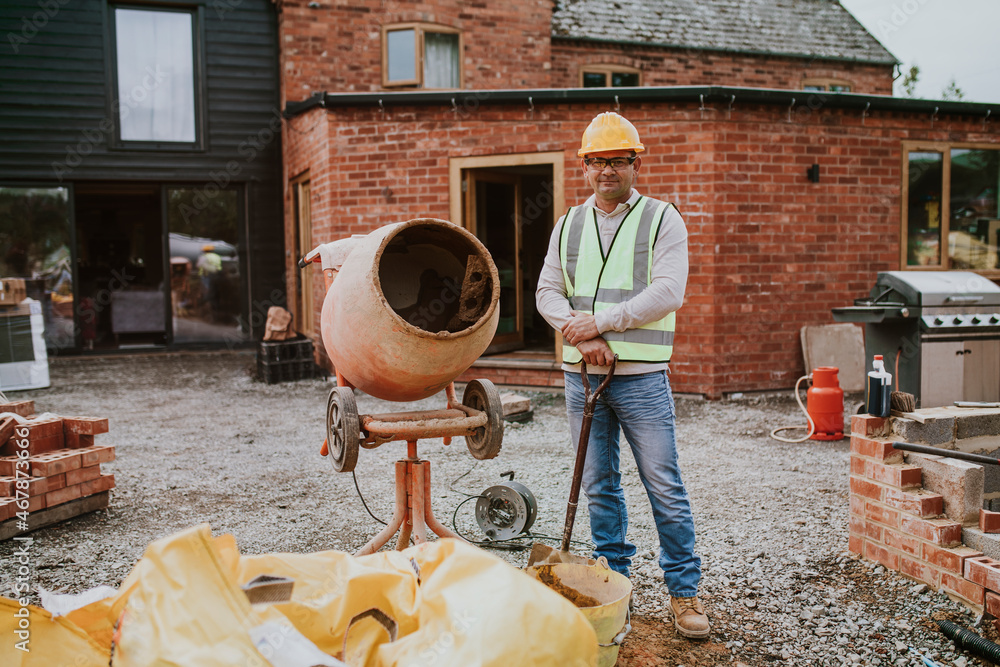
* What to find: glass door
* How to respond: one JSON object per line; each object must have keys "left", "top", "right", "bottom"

{"left": 165, "top": 186, "right": 246, "bottom": 345}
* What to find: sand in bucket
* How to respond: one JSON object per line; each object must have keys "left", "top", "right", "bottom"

{"left": 527, "top": 563, "right": 632, "bottom": 667}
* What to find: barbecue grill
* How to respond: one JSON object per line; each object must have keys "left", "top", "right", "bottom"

{"left": 833, "top": 271, "right": 1000, "bottom": 408}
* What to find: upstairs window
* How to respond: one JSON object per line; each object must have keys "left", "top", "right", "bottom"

{"left": 802, "top": 78, "right": 852, "bottom": 93}
{"left": 382, "top": 24, "right": 461, "bottom": 89}
{"left": 581, "top": 66, "right": 641, "bottom": 88}
{"left": 112, "top": 6, "right": 201, "bottom": 147}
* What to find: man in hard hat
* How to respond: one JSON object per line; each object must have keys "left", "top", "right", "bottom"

{"left": 197, "top": 244, "right": 223, "bottom": 319}
{"left": 536, "top": 112, "right": 708, "bottom": 639}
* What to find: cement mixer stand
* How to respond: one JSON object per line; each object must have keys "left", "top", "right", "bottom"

{"left": 325, "top": 377, "right": 504, "bottom": 556}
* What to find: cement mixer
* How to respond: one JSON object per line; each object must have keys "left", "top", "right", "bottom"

{"left": 301, "top": 218, "right": 507, "bottom": 554}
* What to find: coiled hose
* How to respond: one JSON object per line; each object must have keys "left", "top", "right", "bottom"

{"left": 937, "top": 619, "right": 1000, "bottom": 663}
{"left": 769, "top": 375, "right": 816, "bottom": 443}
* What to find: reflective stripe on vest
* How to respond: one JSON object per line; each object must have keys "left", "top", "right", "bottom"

{"left": 559, "top": 196, "right": 675, "bottom": 364}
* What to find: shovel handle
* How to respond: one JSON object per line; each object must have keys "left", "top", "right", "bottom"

{"left": 562, "top": 356, "right": 618, "bottom": 552}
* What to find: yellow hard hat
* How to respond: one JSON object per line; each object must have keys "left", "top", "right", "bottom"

{"left": 578, "top": 112, "right": 645, "bottom": 157}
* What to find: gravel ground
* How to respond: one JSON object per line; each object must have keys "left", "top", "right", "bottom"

{"left": 0, "top": 351, "right": 993, "bottom": 666}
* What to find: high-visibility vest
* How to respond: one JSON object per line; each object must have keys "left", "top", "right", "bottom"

{"left": 558, "top": 196, "right": 676, "bottom": 364}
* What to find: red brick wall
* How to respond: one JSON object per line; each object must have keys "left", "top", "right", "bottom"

{"left": 283, "top": 107, "right": 332, "bottom": 348}
{"left": 277, "top": 0, "right": 553, "bottom": 103}
{"left": 551, "top": 41, "right": 894, "bottom": 95}
{"left": 283, "top": 99, "right": 1000, "bottom": 397}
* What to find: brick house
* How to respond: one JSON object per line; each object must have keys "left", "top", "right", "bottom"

{"left": 274, "top": 0, "right": 1000, "bottom": 398}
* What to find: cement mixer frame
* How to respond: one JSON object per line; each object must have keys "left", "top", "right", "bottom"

{"left": 304, "top": 219, "right": 507, "bottom": 556}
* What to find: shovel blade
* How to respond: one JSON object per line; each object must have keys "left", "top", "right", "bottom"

{"left": 526, "top": 542, "right": 596, "bottom": 568}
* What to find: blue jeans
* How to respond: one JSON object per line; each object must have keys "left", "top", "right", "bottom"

{"left": 565, "top": 370, "right": 701, "bottom": 597}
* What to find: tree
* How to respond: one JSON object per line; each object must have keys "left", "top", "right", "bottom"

{"left": 900, "top": 65, "right": 920, "bottom": 97}
{"left": 941, "top": 78, "right": 965, "bottom": 101}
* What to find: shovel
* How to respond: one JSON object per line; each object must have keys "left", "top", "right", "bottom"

{"left": 528, "top": 356, "right": 618, "bottom": 567}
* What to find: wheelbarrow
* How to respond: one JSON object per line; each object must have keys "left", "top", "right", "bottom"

{"left": 302, "top": 219, "right": 507, "bottom": 555}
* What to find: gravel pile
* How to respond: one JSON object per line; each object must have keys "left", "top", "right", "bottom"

{"left": 0, "top": 352, "right": 992, "bottom": 666}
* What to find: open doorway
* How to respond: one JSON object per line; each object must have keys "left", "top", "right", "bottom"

{"left": 458, "top": 160, "right": 561, "bottom": 356}
{"left": 74, "top": 183, "right": 166, "bottom": 350}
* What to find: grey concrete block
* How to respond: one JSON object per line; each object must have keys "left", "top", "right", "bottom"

{"left": 905, "top": 452, "right": 984, "bottom": 524}
{"left": 981, "top": 448, "right": 1000, "bottom": 496}
{"left": 962, "top": 526, "right": 1000, "bottom": 561}
{"left": 957, "top": 411, "right": 1000, "bottom": 440}
{"left": 892, "top": 416, "right": 956, "bottom": 446}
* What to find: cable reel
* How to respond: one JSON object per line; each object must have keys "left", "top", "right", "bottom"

{"left": 475, "top": 471, "right": 537, "bottom": 541}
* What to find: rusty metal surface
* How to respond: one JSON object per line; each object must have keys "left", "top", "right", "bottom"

{"left": 319, "top": 219, "right": 501, "bottom": 402}
{"left": 364, "top": 408, "right": 466, "bottom": 423}
{"left": 354, "top": 458, "right": 465, "bottom": 556}
{"left": 360, "top": 408, "right": 487, "bottom": 446}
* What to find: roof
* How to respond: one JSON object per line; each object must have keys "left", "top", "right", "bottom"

{"left": 551, "top": 0, "right": 898, "bottom": 65}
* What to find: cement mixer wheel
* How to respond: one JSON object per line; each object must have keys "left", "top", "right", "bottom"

{"left": 462, "top": 379, "right": 504, "bottom": 460}
{"left": 327, "top": 386, "right": 361, "bottom": 472}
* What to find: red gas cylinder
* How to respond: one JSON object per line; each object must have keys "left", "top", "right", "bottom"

{"left": 808, "top": 366, "right": 845, "bottom": 441}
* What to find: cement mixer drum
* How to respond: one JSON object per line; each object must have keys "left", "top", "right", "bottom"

{"left": 320, "top": 219, "right": 501, "bottom": 402}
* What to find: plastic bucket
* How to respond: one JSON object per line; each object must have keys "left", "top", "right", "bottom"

{"left": 526, "top": 563, "right": 632, "bottom": 667}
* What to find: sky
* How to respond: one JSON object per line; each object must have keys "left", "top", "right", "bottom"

{"left": 839, "top": 0, "right": 1000, "bottom": 103}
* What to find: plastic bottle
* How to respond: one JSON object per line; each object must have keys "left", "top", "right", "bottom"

{"left": 866, "top": 355, "right": 892, "bottom": 418}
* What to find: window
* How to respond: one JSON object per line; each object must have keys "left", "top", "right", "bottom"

{"left": 112, "top": 6, "right": 201, "bottom": 145}
{"left": 801, "top": 78, "right": 852, "bottom": 93}
{"left": 382, "top": 24, "right": 461, "bottom": 89}
{"left": 903, "top": 142, "right": 1000, "bottom": 273}
{"left": 166, "top": 187, "right": 245, "bottom": 343}
{"left": 0, "top": 186, "right": 74, "bottom": 350}
{"left": 581, "top": 66, "right": 641, "bottom": 88}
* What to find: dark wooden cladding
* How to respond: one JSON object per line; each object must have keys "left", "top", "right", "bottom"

{"left": 0, "top": 0, "right": 284, "bottom": 339}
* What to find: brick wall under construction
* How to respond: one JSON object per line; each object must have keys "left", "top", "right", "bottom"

{"left": 849, "top": 411, "right": 1000, "bottom": 619}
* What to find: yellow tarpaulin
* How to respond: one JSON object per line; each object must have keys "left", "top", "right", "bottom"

{"left": 1, "top": 524, "right": 598, "bottom": 666}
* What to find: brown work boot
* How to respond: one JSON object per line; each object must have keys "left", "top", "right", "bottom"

{"left": 670, "top": 595, "right": 711, "bottom": 639}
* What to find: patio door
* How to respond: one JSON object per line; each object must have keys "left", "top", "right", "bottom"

{"left": 165, "top": 186, "right": 246, "bottom": 345}
{"left": 465, "top": 171, "right": 522, "bottom": 353}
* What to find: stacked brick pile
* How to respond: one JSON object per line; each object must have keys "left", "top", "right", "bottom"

{"left": 0, "top": 399, "right": 114, "bottom": 527}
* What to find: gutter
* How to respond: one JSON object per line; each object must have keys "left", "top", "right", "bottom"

{"left": 284, "top": 86, "right": 1000, "bottom": 119}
